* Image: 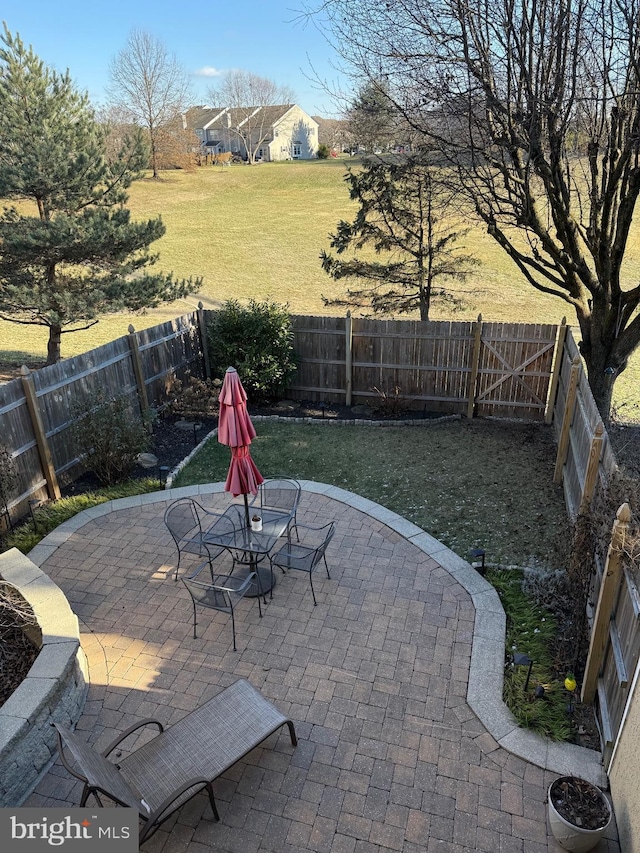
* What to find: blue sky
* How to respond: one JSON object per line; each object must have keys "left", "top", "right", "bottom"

{"left": 1, "top": 1, "right": 345, "bottom": 116}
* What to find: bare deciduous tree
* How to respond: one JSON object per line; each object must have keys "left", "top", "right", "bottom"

{"left": 319, "top": 0, "right": 640, "bottom": 419}
{"left": 108, "top": 30, "right": 192, "bottom": 178}
{"left": 209, "top": 70, "right": 295, "bottom": 164}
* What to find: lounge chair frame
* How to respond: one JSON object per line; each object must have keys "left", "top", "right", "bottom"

{"left": 54, "top": 679, "right": 297, "bottom": 843}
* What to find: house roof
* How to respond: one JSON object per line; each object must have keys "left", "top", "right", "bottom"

{"left": 187, "top": 105, "right": 317, "bottom": 132}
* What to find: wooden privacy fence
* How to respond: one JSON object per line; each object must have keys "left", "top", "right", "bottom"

{"left": 286, "top": 313, "right": 559, "bottom": 421}
{"left": 549, "top": 325, "right": 618, "bottom": 520}
{"left": 579, "top": 504, "right": 640, "bottom": 769}
{"left": 0, "top": 310, "right": 207, "bottom": 524}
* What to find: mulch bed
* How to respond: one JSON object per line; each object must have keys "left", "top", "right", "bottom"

{"left": 0, "top": 627, "right": 39, "bottom": 708}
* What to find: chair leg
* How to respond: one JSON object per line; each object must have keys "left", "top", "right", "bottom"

{"left": 323, "top": 554, "right": 331, "bottom": 579}
{"left": 309, "top": 571, "right": 317, "bottom": 606}
{"left": 192, "top": 599, "right": 197, "bottom": 639}
{"left": 206, "top": 781, "right": 220, "bottom": 821}
{"left": 286, "top": 720, "right": 298, "bottom": 746}
{"left": 230, "top": 607, "right": 237, "bottom": 651}
{"left": 174, "top": 550, "right": 182, "bottom": 582}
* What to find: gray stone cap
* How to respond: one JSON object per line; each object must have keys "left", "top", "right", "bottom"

{"left": 27, "top": 481, "right": 606, "bottom": 788}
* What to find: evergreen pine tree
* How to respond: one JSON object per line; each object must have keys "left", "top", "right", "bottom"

{"left": 321, "top": 156, "right": 478, "bottom": 320}
{"left": 0, "top": 26, "right": 199, "bottom": 363}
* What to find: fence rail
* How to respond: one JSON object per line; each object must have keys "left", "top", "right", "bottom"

{"left": 0, "top": 312, "right": 205, "bottom": 523}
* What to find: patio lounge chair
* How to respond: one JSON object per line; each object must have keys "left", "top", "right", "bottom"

{"left": 270, "top": 521, "right": 335, "bottom": 605}
{"left": 53, "top": 679, "right": 297, "bottom": 844}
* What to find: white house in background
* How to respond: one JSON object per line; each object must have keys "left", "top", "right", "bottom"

{"left": 186, "top": 105, "right": 319, "bottom": 162}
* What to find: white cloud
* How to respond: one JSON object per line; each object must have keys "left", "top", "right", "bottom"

{"left": 195, "top": 66, "right": 224, "bottom": 78}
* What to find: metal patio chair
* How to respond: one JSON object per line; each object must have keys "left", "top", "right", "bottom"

{"left": 249, "top": 478, "right": 301, "bottom": 533}
{"left": 163, "top": 498, "right": 235, "bottom": 581}
{"left": 181, "top": 559, "right": 260, "bottom": 650}
{"left": 269, "top": 521, "right": 335, "bottom": 605}
{"left": 53, "top": 679, "right": 297, "bottom": 844}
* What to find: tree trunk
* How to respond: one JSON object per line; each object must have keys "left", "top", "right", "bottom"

{"left": 585, "top": 364, "right": 615, "bottom": 425}
{"left": 46, "top": 325, "right": 62, "bottom": 365}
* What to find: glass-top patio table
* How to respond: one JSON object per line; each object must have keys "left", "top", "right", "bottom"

{"left": 202, "top": 504, "right": 293, "bottom": 598}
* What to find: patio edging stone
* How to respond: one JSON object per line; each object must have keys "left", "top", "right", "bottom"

{"left": 0, "top": 548, "right": 88, "bottom": 806}
{"left": 26, "top": 482, "right": 607, "bottom": 793}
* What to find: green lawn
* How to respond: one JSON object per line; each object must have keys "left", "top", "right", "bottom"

{"left": 1, "top": 159, "right": 638, "bottom": 409}
{"left": 174, "top": 417, "right": 568, "bottom": 568}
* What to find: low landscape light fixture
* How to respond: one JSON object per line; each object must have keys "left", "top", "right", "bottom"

{"left": 193, "top": 422, "right": 203, "bottom": 446}
{"left": 28, "top": 499, "right": 39, "bottom": 533}
{"left": 514, "top": 651, "right": 534, "bottom": 692}
{"left": 318, "top": 401, "right": 326, "bottom": 419}
{"left": 159, "top": 465, "right": 170, "bottom": 487}
{"left": 469, "top": 547, "right": 486, "bottom": 576}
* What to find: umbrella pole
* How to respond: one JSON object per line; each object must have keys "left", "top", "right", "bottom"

{"left": 243, "top": 494, "right": 250, "bottom": 528}
{"left": 243, "top": 493, "right": 265, "bottom": 610}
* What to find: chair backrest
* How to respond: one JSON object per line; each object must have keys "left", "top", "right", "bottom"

{"left": 203, "top": 509, "right": 238, "bottom": 546}
{"left": 164, "top": 499, "right": 201, "bottom": 546}
{"left": 258, "top": 479, "right": 301, "bottom": 514}
{"left": 311, "top": 522, "right": 335, "bottom": 567}
{"left": 53, "top": 724, "right": 146, "bottom": 815}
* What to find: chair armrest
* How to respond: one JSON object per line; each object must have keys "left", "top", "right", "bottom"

{"left": 102, "top": 719, "right": 164, "bottom": 758}
{"left": 140, "top": 777, "right": 211, "bottom": 842}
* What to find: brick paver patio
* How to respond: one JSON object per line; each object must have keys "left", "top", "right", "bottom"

{"left": 22, "top": 485, "right": 619, "bottom": 852}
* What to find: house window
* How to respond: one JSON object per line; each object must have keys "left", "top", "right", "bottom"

{"left": 293, "top": 141, "right": 302, "bottom": 158}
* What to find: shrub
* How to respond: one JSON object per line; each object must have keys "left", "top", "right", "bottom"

{"left": 371, "top": 385, "right": 410, "bottom": 417}
{"left": 166, "top": 373, "right": 221, "bottom": 419}
{"left": 317, "top": 143, "right": 330, "bottom": 159}
{"left": 207, "top": 298, "right": 297, "bottom": 401}
{"left": 72, "top": 389, "right": 151, "bottom": 485}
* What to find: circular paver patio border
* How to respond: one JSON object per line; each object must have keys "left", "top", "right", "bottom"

{"left": 26, "top": 481, "right": 607, "bottom": 789}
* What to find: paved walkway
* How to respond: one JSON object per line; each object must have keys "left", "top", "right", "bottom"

{"left": 23, "top": 483, "right": 618, "bottom": 852}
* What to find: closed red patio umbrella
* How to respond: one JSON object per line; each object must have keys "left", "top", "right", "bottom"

{"left": 218, "top": 367, "right": 264, "bottom": 525}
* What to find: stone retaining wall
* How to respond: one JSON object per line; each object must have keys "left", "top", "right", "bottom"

{"left": 0, "top": 548, "right": 88, "bottom": 806}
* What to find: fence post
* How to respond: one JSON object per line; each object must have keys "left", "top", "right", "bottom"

{"left": 197, "top": 302, "right": 211, "bottom": 380}
{"left": 20, "top": 366, "right": 61, "bottom": 501}
{"left": 553, "top": 356, "right": 581, "bottom": 484}
{"left": 127, "top": 325, "right": 150, "bottom": 419}
{"left": 466, "top": 314, "right": 483, "bottom": 419}
{"left": 581, "top": 503, "right": 631, "bottom": 704}
{"left": 579, "top": 422, "right": 604, "bottom": 513}
{"left": 345, "top": 311, "right": 353, "bottom": 406}
{"left": 545, "top": 316, "right": 567, "bottom": 425}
